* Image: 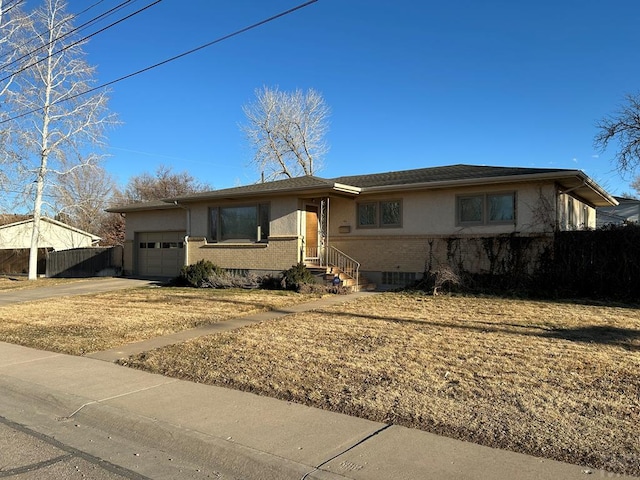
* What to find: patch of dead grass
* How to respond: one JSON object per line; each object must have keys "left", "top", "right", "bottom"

{"left": 0, "top": 287, "right": 318, "bottom": 355}
{"left": 122, "top": 293, "right": 640, "bottom": 476}
{"left": 0, "top": 276, "right": 85, "bottom": 292}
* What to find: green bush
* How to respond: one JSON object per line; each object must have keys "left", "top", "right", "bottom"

{"left": 281, "top": 263, "right": 316, "bottom": 291}
{"left": 177, "top": 260, "right": 223, "bottom": 287}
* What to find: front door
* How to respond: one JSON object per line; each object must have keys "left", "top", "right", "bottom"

{"left": 305, "top": 205, "right": 319, "bottom": 261}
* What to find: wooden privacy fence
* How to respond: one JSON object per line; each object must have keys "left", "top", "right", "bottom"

{"left": 46, "top": 247, "right": 123, "bottom": 278}
{"left": 0, "top": 248, "right": 47, "bottom": 275}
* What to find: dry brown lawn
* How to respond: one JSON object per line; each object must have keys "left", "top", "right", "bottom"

{"left": 121, "top": 293, "right": 640, "bottom": 476}
{"left": 0, "top": 276, "right": 84, "bottom": 292}
{"left": 0, "top": 287, "right": 319, "bottom": 355}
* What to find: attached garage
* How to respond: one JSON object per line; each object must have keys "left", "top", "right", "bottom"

{"left": 136, "top": 231, "right": 185, "bottom": 277}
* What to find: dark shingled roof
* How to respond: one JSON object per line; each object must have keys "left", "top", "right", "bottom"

{"left": 169, "top": 175, "right": 337, "bottom": 201}
{"left": 331, "top": 164, "right": 568, "bottom": 188}
{"left": 105, "top": 164, "right": 617, "bottom": 212}
{"left": 105, "top": 199, "right": 180, "bottom": 213}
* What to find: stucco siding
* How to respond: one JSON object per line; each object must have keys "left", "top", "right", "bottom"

{"left": 329, "top": 182, "right": 558, "bottom": 239}
{"left": 271, "top": 196, "right": 299, "bottom": 236}
{"left": 123, "top": 209, "right": 186, "bottom": 240}
{"left": 187, "top": 204, "right": 209, "bottom": 237}
{"left": 558, "top": 193, "right": 596, "bottom": 230}
{"left": 123, "top": 240, "right": 134, "bottom": 276}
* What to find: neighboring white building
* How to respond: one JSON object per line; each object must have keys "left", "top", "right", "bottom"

{"left": 596, "top": 196, "right": 640, "bottom": 227}
{"left": 0, "top": 217, "right": 100, "bottom": 251}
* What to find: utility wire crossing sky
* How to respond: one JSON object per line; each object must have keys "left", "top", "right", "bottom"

{"left": 8, "top": 0, "right": 640, "bottom": 196}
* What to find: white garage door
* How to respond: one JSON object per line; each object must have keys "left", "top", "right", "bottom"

{"left": 137, "top": 232, "right": 185, "bottom": 277}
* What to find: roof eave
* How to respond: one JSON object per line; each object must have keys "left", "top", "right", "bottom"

{"left": 169, "top": 183, "right": 360, "bottom": 203}
{"left": 359, "top": 170, "right": 617, "bottom": 207}
{"left": 105, "top": 203, "right": 181, "bottom": 213}
{"left": 554, "top": 171, "right": 618, "bottom": 207}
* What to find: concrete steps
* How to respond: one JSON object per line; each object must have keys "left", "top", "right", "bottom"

{"left": 306, "top": 265, "right": 376, "bottom": 292}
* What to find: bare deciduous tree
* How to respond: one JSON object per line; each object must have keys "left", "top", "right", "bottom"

{"left": 97, "top": 208, "right": 126, "bottom": 246}
{"left": 3, "top": 0, "right": 118, "bottom": 279}
{"left": 97, "top": 165, "right": 212, "bottom": 246}
{"left": 122, "top": 165, "right": 212, "bottom": 202}
{"left": 595, "top": 92, "right": 640, "bottom": 174}
{"left": 0, "top": 0, "right": 29, "bottom": 192}
{"left": 0, "top": 0, "right": 28, "bottom": 98}
{"left": 53, "top": 163, "right": 117, "bottom": 235}
{"left": 241, "top": 86, "right": 329, "bottom": 181}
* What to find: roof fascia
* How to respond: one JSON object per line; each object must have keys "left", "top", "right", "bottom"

{"left": 358, "top": 170, "right": 617, "bottom": 206}
{"left": 171, "top": 183, "right": 361, "bottom": 204}
{"left": 105, "top": 203, "right": 180, "bottom": 213}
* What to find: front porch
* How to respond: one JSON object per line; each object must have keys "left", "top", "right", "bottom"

{"left": 301, "top": 198, "right": 373, "bottom": 291}
{"left": 304, "top": 245, "right": 368, "bottom": 291}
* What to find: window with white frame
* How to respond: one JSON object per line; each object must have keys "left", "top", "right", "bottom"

{"left": 209, "top": 204, "right": 270, "bottom": 242}
{"left": 456, "top": 192, "right": 516, "bottom": 226}
{"left": 357, "top": 200, "right": 402, "bottom": 228}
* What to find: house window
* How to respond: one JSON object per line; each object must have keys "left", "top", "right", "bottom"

{"left": 568, "top": 197, "right": 575, "bottom": 229}
{"left": 357, "top": 200, "right": 402, "bottom": 228}
{"left": 139, "top": 242, "right": 183, "bottom": 249}
{"left": 382, "top": 271, "right": 416, "bottom": 285}
{"left": 457, "top": 192, "right": 516, "bottom": 226}
{"left": 210, "top": 204, "right": 270, "bottom": 242}
{"left": 488, "top": 193, "right": 515, "bottom": 222}
{"left": 459, "top": 196, "right": 483, "bottom": 224}
{"left": 582, "top": 205, "right": 590, "bottom": 228}
{"left": 358, "top": 202, "right": 377, "bottom": 227}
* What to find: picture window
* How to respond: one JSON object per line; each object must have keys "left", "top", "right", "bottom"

{"left": 210, "top": 204, "right": 270, "bottom": 242}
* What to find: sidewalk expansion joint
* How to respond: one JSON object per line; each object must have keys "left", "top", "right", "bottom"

{"left": 0, "top": 353, "right": 63, "bottom": 368}
{"left": 300, "top": 423, "right": 391, "bottom": 480}
{"left": 57, "top": 380, "right": 178, "bottom": 421}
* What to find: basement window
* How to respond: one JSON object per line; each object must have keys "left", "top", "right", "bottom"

{"left": 382, "top": 271, "right": 416, "bottom": 285}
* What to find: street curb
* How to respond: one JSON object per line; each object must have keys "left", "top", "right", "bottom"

{"left": 0, "top": 374, "right": 348, "bottom": 480}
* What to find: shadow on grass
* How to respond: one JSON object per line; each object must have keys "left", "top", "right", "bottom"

{"left": 312, "top": 308, "right": 640, "bottom": 351}
{"left": 544, "top": 325, "right": 640, "bottom": 349}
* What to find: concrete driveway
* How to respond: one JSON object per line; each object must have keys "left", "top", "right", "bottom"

{"left": 0, "top": 277, "right": 157, "bottom": 305}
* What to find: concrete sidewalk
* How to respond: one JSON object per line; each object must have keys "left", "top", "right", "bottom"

{"left": 88, "top": 291, "right": 376, "bottom": 362}
{"left": 1, "top": 342, "right": 634, "bottom": 480}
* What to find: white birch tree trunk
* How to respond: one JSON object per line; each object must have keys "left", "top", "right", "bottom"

{"left": 1, "top": 0, "right": 117, "bottom": 280}
{"left": 27, "top": 13, "right": 55, "bottom": 280}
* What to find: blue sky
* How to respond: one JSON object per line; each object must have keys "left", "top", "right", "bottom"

{"left": 77, "top": 0, "right": 640, "bottom": 195}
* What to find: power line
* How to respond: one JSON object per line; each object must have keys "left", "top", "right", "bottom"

{"left": 0, "top": 0, "right": 107, "bottom": 64}
{"left": 0, "top": 0, "right": 160, "bottom": 86}
{"left": 0, "top": 0, "right": 25, "bottom": 17}
{"left": 0, "top": 0, "right": 319, "bottom": 125}
{"left": 0, "top": 0, "right": 139, "bottom": 73}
